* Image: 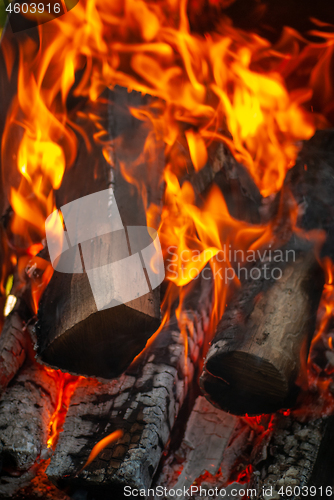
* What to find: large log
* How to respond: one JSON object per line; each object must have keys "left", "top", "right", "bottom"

{"left": 200, "top": 240, "right": 325, "bottom": 416}
{"left": 0, "top": 361, "right": 58, "bottom": 498}
{"left": 45, "top": 301, "right": 208, "bottom": 495}
{"left": 35, "top": 87, "right": 165, "bottom": 379}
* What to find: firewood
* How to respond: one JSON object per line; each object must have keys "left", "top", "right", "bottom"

{"left": 0, "top": 362, "right": 58, "bottom": 498}
{"left": 36, "top": 88, "right": 164, "bottom": 379}
{"left": 284, "top": 129, "right": 334, "bottom": 261}
{"left": 154, "top": 396, "right": 240, "bottom": 492}
{"left": 200, "top": 240, "right": 325, "bottom": 416}
{"left": 249, "top": 414, "right": 328, "bottom": 500}
{"left": 45, "top": 308, "right": 206, "bottom": 494}
{"left": 0, "top": 309, "right": 30, "bottom": 397}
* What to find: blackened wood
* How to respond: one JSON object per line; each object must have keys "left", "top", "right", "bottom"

{"left": 200, "top": 242, "right": 324, "bottom": 416}
{"left": 250, "top": 414, "right": 327, "bottom": 500}
{"left": 284, "top": 130, "right": 334, "bottom": 261}
{"left": 0, "top": 311, "right": 28, "bottom": 396}
{"left": 36, "top": 88, "right": 164, "bottom": 379}
{"left": 46, "top": 309, "right": 206, "bottom": 494}
{"left": 0, "top": 362, "right": 58, "bottom": 498}
{"left": 155, "top": 396, "right": 239, "bottom": 493}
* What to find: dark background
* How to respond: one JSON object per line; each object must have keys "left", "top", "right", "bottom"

{"left": 188, "top": 0, "right": 334, "bottom": 42}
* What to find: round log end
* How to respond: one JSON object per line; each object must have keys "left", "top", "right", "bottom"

{"left": 200, "top": 351, "right": 298, "bottom": 416}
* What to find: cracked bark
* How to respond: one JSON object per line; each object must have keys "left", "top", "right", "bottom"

{"left": 0, "top": 310, "right": 30, "bottom": 397}
{"left": 0, "top": 361, "right": 58, "bottom": 498}
{"left": 46, "top": 307, "right": 207, "bottom": 494}
{"left": 250, "top": 414, "right": 328, "bottom": 500}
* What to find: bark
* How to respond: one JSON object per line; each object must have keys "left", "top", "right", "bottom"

{"left": 200, "top": 240, "right": 325, "bottom": 415}
{"left": 155, "top": 396, "right": 239, "bottom": 493}
{"left": 0, "top": 361, "right": 58, "bottom": 498}
{"left": 46, "top": 307, "right": 207, "bottom": 494}
{"left": 250, "top": 414, "right": 328, "bottom": 500}
{"left": 0, "top": 309, "right": 29, "bottom": 397}
{"left": 284, "top": 129, "right": 334, "bottom": 261}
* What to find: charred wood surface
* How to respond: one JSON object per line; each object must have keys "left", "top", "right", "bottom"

{"left": 46, "top": 310, "right": 206, "bottom": 495}
{"left": 250, "top": 414, "right": 327, "bottom": 500}
{"left": 0, "top": 362, "right": 58, "bottom": 498}
{"left": 0, "top": 311, "right": 28, "bottom": 397}
{"left": 200, "top": 241, "right": 325, "bottom": 415}
{"left": 36, "top": 88, "right": 164, "bottom": 379}
{"left": 284, "top": 130, "right": 334, "bottom": 260}
{"left": 154, "top": 396, "right": 239, "bottom": 495}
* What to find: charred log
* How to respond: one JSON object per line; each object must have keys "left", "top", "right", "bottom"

{"left": 36, "top": 88, "right": 164, "bottom": 379}
{"left": 46, "top": 309, "right": 206, "bottom": 495}
{"left": 200, "top": 241, "right": 325, "bottom": 416}
{"left": 284, "top": 129, "right": 334, "bottom": 261}
{"left": 0, "top": 361, "right": 58, "bottom": 498}
{"left": 155, "top": 396, "right": 240, "bottom": 492}
{"left": 250, "top": 414, "right": 328, "bottom": 500}
{"left": 0, "top": 309, "right": 30, "bottom": 397}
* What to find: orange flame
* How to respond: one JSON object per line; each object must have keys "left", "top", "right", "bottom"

{"left": 44, "top": 368, "right": 82, "bottom": 450}
{"left": 1, "top": 0, "right": 334, "bottom": 438}
{"left": 80, "top": 430, "right": 124, "bottom": 471}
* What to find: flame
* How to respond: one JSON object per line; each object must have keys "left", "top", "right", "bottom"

{"left": 307, "top": 257, "right": 334, "bottom": 412}
{"left": 2, "top": 0, "right": 333, "bottom": 322}
{"left": 79, "top": 429, "right": 124, "bottom": 471}
{"left": 1, "top": 0, "right": 334, "bottom": 466}
{"left": 44, "top": 368, "right": 82, "bottom": 450}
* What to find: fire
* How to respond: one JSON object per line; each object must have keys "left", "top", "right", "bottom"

{"left": 1, "top": 0, "right": 334, "bottom": 475}
{"left": 80, "top": 429, "right": 124, "bottom": 471}
{"left": 2, "top": 0, "right": 333, "bottom": 323}
{"left": 44, "top": 368, "right": 82, "bottom": 450}
{"left": 307, "top": 257, "right": 334, "bottom": 412}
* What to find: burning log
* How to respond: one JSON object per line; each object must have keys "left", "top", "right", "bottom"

{"left": 200, "top": 241, "right": 325, "bottom": 416}
{"left": 0, "top": 308, "right": 31, "bottom": 396}
{"left": 250, "top": 414, "right": 328, "bottom": 500}
{"left": 45, "top": 308, "right": 206, "bottom": 495}
{"left": 36, "top": 88, "right": 165, "bottom": 379}
{"left": 0, "top": 361, "right": 58, "bottom": 498}
{"left": 155, "top": 396, "right": 240, "bottom": 492}
{"left": 284, "top": 129, "right": 334, "bottom": 261}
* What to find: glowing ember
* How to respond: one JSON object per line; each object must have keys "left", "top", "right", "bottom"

{"left": 43, "top": 368, "right": 82, "bottom": 450}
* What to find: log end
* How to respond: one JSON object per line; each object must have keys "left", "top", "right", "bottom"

{"left": 36, "top": 304, "right": 160, "bottom": 379}
{"left": 200, "top": 351, "right": 298, "bottom": 416}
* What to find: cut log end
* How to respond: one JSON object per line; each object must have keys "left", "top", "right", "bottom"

{"left": 37, "top": 297, "right": 160, "bottom": 379}
{"left": 200, "top": 244, "right": 325, "bottom": 416}
{"left": 200, "top": 355, "right": 292, "bottom": 416}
